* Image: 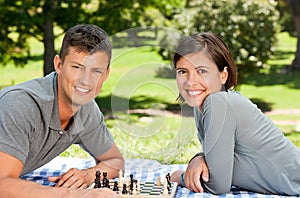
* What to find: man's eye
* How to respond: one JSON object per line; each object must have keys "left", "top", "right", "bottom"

{"left": 73, "top": 65, "right": 81, "bottom": 69}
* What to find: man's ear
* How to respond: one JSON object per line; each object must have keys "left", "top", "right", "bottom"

{"left": 221, "top": 66, "right": 229, "bottom": 84}
{"left": 104, "top": 67, "right": 110, "bottom": 81}
{"left": 53, "top": 55, "right": 62, "bottom": 74}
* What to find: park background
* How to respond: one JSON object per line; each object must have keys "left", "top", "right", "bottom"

{"left": 0, "top": 0, "right": 300, "bottom": 164}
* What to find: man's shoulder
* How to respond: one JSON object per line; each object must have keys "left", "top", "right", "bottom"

{"left": 0, "top": 72, "right": 57, "bottom": 103}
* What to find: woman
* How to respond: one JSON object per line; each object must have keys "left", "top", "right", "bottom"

{"left": 170, "top": 32, "right": 300, "bottom": 196}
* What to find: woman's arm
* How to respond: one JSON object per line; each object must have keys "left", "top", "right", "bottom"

{"left": 200, "top": 93, "right": 237, "bottom": 194}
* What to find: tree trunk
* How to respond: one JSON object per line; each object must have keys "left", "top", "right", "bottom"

{"left": 42, "top": 0, "right": 55, "bottom": 76}
{"left": 290, "top": 15, "right": 300, "bottom": 70}
{"left": 43, "top": 20, "right": 55, "bottom": 76}
{"left": 287, "top": 0, "right": 300, "bottom": 70}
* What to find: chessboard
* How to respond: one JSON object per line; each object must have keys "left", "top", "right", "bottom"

{"left": 90, "top": 180, "right": 178, "bottom": 198}
{"left": 89, "top": 170, "right": 178, "bottom": 198}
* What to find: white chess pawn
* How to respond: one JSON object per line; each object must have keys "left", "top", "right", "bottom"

{"left": 137, "top": 180, "right": 140, "bottom": 193}
{"left": 163, "top": 178, "right": 168, "bottom": 195}
{"left": 156, "top": 176, "right": 162, "bottom": 186}
{"left": 132, "top": 183, "right": 138, "bottom": 195}
{"left": 118, "top": 170, "right": 123, "bottom": 188}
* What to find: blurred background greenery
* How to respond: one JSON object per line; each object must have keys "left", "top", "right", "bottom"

{"left": 1, "top": 0, "right": 300, "bottom": 164}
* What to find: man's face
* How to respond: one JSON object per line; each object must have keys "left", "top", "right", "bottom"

{"left": 55, "top": 47, "right": 110, "bottom": 109}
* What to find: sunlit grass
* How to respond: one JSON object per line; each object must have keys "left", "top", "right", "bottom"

{"left": 1, "top": 32, "right": 300, "bottom": 164}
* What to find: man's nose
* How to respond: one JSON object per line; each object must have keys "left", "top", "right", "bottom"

{"left": 77, "top": 69, "right": 90, "bottom": 85}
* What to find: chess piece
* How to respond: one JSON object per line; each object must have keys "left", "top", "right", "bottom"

{"left": 156, "top": 175, "right": 162, "bottom": 186}
{"left": 166, "top": 173, "right": 171, "bottom": 192}
{"left": 113, "top": 181, "right": 119, "bottom": 191}
{"left": 94, "top": 170, "right": 101, "bottom": 188}
{"left": 163, "top": 178, "right": 168, "bottom": 195}
{"left": 118, "top": 170, "right": 123, "bottom": 188}
{"left": 137, "top": 180, "right": 140, "bottom": 193}
{"left": 122, "top": 184, "right": 128, "bottom": 194}
{"left": 102, "top": 172, "right": 109, "bottom": 188}
{"left": 132, "top": 181, "right": 138, "bottom": 195}
{"left": 129, "top": 174, "right": 134, "bottom": 192}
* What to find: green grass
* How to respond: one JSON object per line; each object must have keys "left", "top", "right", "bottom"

{"left": 1, "top": 32, "right": 300, "bottom": 163}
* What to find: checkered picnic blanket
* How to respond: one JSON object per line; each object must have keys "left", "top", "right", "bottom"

{"left": 21, "top": 157, "right": 294, "bottom": 198}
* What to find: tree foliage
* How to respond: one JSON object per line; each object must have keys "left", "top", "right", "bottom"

{"left": 159, "top": 0, "right": 280, "bottom": 84}
{"left": 0, "top": 0, "right": 182, "bottom": 75}
{"left": 0, "top": 0, "right": 93, "bottom": 75}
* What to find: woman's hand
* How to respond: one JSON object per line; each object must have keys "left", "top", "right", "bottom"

{"left": 184, "top": 156, "right": 209, "bottom": 192}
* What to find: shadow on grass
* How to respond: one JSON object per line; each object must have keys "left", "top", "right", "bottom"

{"left": 243, "top": 50, "right": 300, "bottom": 89}
{"left": 95, "top": 94, "right": 194, "bottom": 117}
{"left": 96, "top": 94, "right": 273, "bottom": 117}
{"left": 271, "top": 50, "right": 295, "bottom": 61}
{"left": 243, "top": 67, "right": 300, "bottom": 89}
{"left": 249, "top": 98, "right": 273, "bottom": 112}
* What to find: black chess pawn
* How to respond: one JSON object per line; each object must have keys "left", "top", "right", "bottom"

{"left": 129, "top": 174, "right": 134, "bottom": 192}
{"left": 122, "top": 183, "right": 128, "bottom": 194}
{"left": 94, "top": 170, "right": 101, "bottom": 188}
{"left": 102, "top": 172, "right": 110, "bottom": 188}
{"left": 166, "top": 173, "right": 171, "bottom": 192}
{"left": 113, "top": 181, "right": 119, "bottom": 191}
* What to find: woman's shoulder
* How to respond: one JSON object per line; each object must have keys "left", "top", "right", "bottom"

{"left": 204, "top": 90, "right": 255, "bottom": 109}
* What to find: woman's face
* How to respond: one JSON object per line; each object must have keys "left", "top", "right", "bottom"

{"left": 176, "top": 50, "right": 228, "bottom": 108}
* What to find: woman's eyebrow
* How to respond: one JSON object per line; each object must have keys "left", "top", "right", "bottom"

{"left": 195, "top": 65, "right": 210, "bottom": 70}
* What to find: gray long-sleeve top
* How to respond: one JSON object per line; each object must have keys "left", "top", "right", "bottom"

{"left": 194, "top": 91, "right": 300, "bottom": 196}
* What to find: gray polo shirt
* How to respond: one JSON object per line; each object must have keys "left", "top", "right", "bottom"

{"left": 194, "top": 91, "right": 300, "bottom": 196}
{"left": 0, "top": 72, "right": 114, "bottom": 176}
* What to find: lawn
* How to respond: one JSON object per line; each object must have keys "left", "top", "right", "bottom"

{"left": 1, "top": 32, "right": 299, "bottom": 163}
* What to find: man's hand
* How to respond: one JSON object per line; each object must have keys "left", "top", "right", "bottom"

{"left": 78, "top": 188, "right": 121, "bottom": 198}
{"left": 184, "top": 156, "right": 209, "bottom": 193}
{"left": 48, "top": 168, "right": 93, "bottom": 189}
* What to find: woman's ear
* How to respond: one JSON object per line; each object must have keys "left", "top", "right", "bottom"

{"left": 221, "top": 66, "right": 229, "bottom": 84}
{"left": 53, "top": 55, "right": 62, "bottom": 74}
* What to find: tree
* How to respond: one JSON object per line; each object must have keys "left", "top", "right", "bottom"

{"left": 159, "top": 0, "right": 279, "bottom": 85}
{"left": 283, "top": 0, "right": 300, "bottom": 70}
{"left": 0, "top": 0, "right": 93, "bottom": 76}
{"left": 0, "top": 0, "right": 182, "bottom": 76}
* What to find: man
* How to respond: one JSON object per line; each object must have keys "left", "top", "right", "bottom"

{"left": 0, "top": 24, "right": 124, "bottom": 197}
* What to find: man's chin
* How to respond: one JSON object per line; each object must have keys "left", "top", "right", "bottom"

{"left": 71, "top": 100, "right": 91, "bottom": 108}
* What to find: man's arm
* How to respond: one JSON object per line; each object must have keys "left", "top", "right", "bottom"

{"left": 0, "top": 151, "right": 121, "bottom": 198}
{"left": 49, "top": 143, "right": 125, "bottom": 188}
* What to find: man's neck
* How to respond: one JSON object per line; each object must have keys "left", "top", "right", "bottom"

{"left": 58, "top": 99, "right": 80, "bottom": 131}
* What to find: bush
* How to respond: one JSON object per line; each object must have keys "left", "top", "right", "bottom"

{"left": 159, "top": 0, "right": 280, "bottom": 84}
{"left": 155, "top": 64, "right": 176, "bottom": 78}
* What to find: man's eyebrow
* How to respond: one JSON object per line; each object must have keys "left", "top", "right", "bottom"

{"left": 70, "top": 61, "right": 84, "bottom": 66}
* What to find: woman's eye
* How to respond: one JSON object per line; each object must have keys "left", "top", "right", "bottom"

{"left": 177, "top": 70, "right": 186, "bottom": 74}
{"left": 198, "top": 69, "right": 207, "bottom": 74}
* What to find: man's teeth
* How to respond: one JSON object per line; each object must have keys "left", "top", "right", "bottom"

{"left": 188, "top": 90, "right": 201, "bottom": 95}
{"left": 76, "top": 87, "right": 89, "bottom": 93}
